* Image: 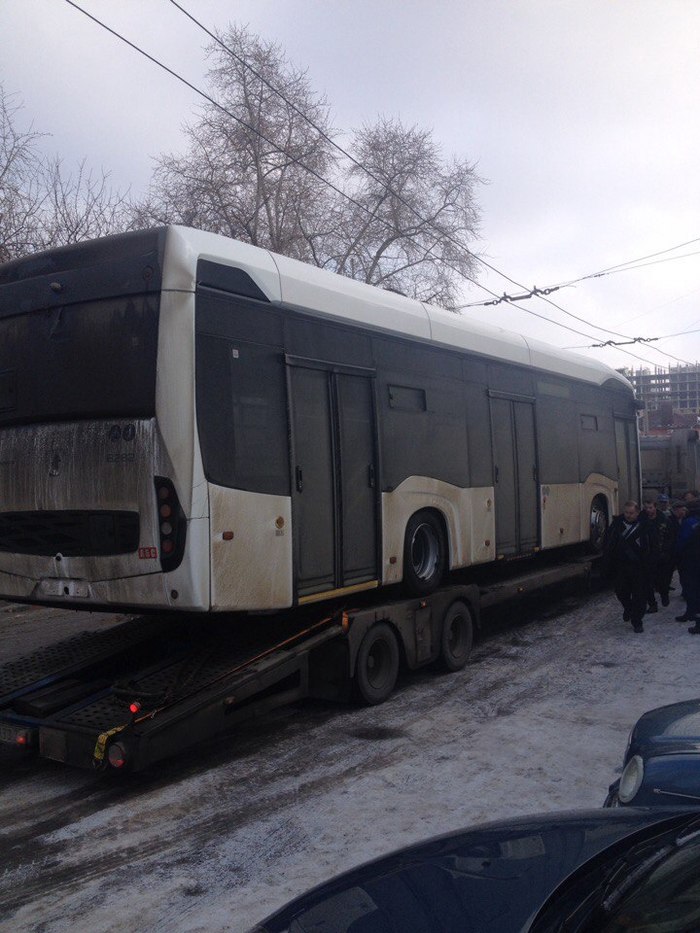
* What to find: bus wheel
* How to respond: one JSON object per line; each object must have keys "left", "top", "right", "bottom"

{"left": 438, "top": 600, "right": 474, "bottom": 672}
{"left": 403, "top": 510, "right": 446, "bottom": 596}
{"left": 589, "top": 496, "right": 608, "bottom": 553}
{"left": 354, "top": 622, "right": 400, "bottom": 705}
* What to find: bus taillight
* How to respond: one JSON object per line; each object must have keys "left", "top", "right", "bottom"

{"left": 154, "top": 477, "right": 187, "bottom": 572}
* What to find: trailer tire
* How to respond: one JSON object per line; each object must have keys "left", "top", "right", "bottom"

{"left": 438, "top": 600, "right": 474, "bottom": 672}
{"left": 403, "top": 510, "right": 447, "bottom": 596}
{"left": 354, "top": 622, "right": 400, "bottom": 706}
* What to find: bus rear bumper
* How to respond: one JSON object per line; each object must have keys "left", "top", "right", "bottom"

{"left": 0, "top": 569, "right": 207, "bottom": 613}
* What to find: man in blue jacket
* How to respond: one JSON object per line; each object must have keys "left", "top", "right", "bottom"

{"left": 676, "top": 498, "right": 700, "bottom": 629}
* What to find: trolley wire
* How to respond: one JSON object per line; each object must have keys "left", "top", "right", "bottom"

{"left": 460, "top": 238, "right": 700, "bottom": 309}
{"left": 61, "top": 0, "right": 678, "bottom": 368}
{"left": 165, "top": 0, "right": 656, "bottom": 346}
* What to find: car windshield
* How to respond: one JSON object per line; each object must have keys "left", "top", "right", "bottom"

{"left": 533, "top": 819, "right": 700, "bottom": 932}
{"left": 598, "top": 832, "right": 700, "bottom": 932}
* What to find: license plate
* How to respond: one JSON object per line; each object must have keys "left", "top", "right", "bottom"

{"left": 39, "top": 579, "right": 90, "bottom": 598}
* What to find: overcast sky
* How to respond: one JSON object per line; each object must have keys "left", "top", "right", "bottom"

{"left": 1, "top": 0, "right": 699, "bottom": 372}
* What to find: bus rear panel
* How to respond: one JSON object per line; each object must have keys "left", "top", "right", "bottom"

{"left": 0, "top": 230, "right": 207, "bottom": 612}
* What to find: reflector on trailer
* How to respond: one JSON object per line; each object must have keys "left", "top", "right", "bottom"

{"left": 108, "top": 742, "right": 127, "bottom": 769}
{"left": 0, "top": 723, "right": 36, "bottom": 749}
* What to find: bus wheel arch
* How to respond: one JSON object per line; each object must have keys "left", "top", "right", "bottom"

{"left": 402, "top": 508, "right": 448, "bottom": 596}
{"left": 588, "top": 494, "right": 609, "bottom": 553}
{"left": 353, "top": 621, "right": 400, "bottom": 705}
{"left": 438, "top": 599, "right": 474, "bottom": 672}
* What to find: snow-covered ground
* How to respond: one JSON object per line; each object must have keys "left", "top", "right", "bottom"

{"left": 0, "top": 582, "right": 698, "bottom": 933}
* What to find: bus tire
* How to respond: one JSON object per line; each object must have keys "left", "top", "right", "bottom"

{"left": 354, "top": 622, "right": 400, "bottom": 705}
{"left": 438, "top": 600, "right": 474, "bottom": 672}
{"left": 588, "top": 495, "right": 608, "bottom": 553}
{"left": 403, "top": 510, "right": 447, "bottom": 596}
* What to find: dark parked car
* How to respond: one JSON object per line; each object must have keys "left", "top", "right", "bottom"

{"left": 605, "top": 697, "right": 700, "bottom": 807}
{"left": 252, "top": 808, "right": 700, "bottom": 932}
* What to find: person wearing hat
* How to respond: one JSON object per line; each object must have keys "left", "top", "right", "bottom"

{"left": 657, "top": 493, "right": 671, "bottom": 518}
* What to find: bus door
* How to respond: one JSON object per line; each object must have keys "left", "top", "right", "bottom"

{"left": 490, "top": 394, "right": 538, "bottom": 556}
{"left": 287, "top": 359, "right": 378, "bottom": 599}
{"left": 615, "top": 417, "right": 640, "bottom": 505}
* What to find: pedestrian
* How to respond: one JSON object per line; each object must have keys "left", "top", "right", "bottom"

{"left": 657, "top": 493, "right": 671, "bottom": 519}
{"left": 676, "top": 498, "right": 700, "bottom": 631}
{"left": 661, "top": 500, "right": 685, "bottom": 608}
{"left": 642, "top": 498, "right": 672, "bottom": 609}
{"left": 683, "top": 490, "right": 700, "bottom": 502}
{"left": 601, "top": 500, "right": 653, "bottom": 633}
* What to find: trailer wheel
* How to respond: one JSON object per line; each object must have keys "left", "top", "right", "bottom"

{"left": 438, "top": 600, "right": 474, "bottom": 672}
{"left": 588, "top": 495, "right": 608, "bottom": 553}
{"left": 354, "top": 622, "right": 400, "bottom": 705}
{"left": 403, "top": 510, "right": 446, "bottom": 596}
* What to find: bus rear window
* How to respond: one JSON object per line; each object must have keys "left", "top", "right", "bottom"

{"left": 0, "top": 295, "right": 159, "bottom": 426}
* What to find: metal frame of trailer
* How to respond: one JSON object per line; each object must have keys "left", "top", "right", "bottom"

{"left": 0, "top": 559, "right": 594, "bottom": 773}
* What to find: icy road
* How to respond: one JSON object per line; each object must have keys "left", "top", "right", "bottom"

{"left": 0, "top": 581, "right": 698, "bottom": 933}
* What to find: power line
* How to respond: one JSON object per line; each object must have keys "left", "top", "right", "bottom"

{"left": 164, "top": 0, "right": 652, "bottom": 350}
{"left": 60, "top": 0, "right": 666, "bottom": 366}
{"left": 571, "top": 236, "right": 700, "bottom": 283}
{"left": 460, "top": 240, "right": 700, "bottom": 309}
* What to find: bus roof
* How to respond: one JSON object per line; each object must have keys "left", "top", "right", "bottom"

{"left": 162, "top": 225, "right": 629, "bottom": 391}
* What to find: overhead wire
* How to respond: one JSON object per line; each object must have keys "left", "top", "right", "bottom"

{"left": 61, "top": 0, "right": 680, "bottom": 369}
{"left": 164, "top": 0, "right": 675, "bottom": 364}
{"left": 166, "top": 0, "right": 659, "bottom": 347}
{"left": 569, "top": 237, "right": 700, "bottom": 284}
{"left": 460, "top": 237, "right": 700, "bottom": 309}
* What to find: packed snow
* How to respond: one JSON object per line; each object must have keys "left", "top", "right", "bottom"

{"left": 0, "top": 578, "right": 698, "bottom": 932}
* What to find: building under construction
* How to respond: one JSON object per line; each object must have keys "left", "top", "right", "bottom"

{"left": 623, "top": 364, "right": 700, "bottom": 497}
{"left": 625, "top": 364, "right": 700, "bottom": 427}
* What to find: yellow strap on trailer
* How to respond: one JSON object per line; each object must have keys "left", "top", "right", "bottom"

{"left": 93, "top": 724, "right": 126, "bottom": 762}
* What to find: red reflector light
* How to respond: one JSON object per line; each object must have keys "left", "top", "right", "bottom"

{"left": 16, "top": 732, "right": 28, "bottom": 746}
{"left": 154, "top": 476, "right": 186, "bottom": 572}
{"left": 108, "top": 742, "right": 127, "bottom": 769}
{"left": 129, "top": 701, "right": 141, "bottom": 715}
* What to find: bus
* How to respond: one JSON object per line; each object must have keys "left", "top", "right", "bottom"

{"left": 0, "top": 226, "right": 640, "bottom": 614}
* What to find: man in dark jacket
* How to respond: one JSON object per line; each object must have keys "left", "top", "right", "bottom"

{"left": 602, "top": 500, "right": 653, "bottom": 632}
{"left": 642, "top": 497, "right": 672, "bottom": 609}
{"left": 676, "top": 498, "right": 700, "bottom": 629}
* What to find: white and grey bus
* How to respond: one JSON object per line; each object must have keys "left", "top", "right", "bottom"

{"left": 0, "top": 226, "right": 639, "bottom": 613}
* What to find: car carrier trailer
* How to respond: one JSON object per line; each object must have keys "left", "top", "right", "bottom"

{"left": 0, "top": 557, "right": 594, "bottom": 773}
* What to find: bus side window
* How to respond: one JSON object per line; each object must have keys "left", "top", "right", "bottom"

{"left": 195, "top": 334, "right": 290, "bottom": 496}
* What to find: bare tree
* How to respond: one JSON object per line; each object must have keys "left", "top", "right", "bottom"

{"left": 136, "top": 25, "right": 338, "bottom": 262}
{"left": 325, "top": 117, "right": 482, "bottom": 307}
{"left": 0, "top": 87, "right": 45, "bottom": 262}
{"left": 35, "top": 157, "right": 131, "bottom": 250}
{"left": 137, "top": 26, "right": 482, "bottom": 305}
{"left": 0, "top": 84, "right": 130, "bottom": 261}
